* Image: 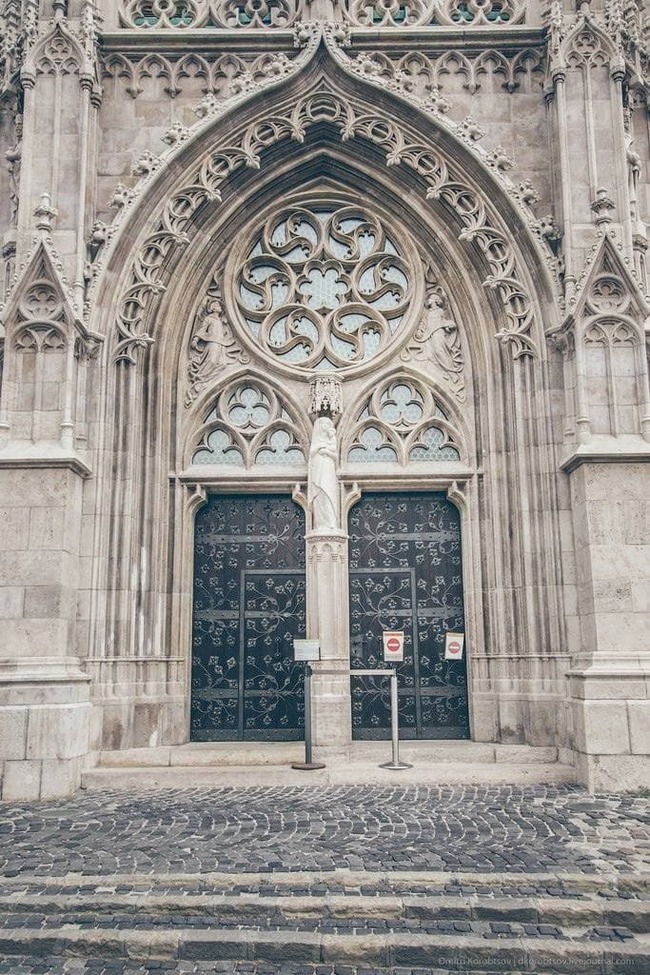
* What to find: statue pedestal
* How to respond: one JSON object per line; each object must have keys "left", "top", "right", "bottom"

{"left": 306, "top": 530, "right": 352, "bottom": 747}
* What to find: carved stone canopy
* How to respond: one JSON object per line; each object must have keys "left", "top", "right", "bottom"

{"left": 309, "top": 376, "right": 342, "bottom": 417}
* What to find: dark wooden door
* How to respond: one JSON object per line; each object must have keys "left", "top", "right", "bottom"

{"left": 191, "top": 495, "right": 306, "bottom": 740}
{"left": 348, "top": 492, "right": 469, "bottom": 739}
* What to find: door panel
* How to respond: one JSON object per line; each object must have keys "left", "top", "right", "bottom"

{"left": 348, "top": 492, "right": 469, "bottom": 739}
{"left": 191, "top": 495, "right": 306, "bottom": 741}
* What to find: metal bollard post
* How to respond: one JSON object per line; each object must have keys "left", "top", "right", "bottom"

{"left": 380, "top": 668, "right": 412, "bottom": 771}
{"left": 291, "top": 663, "right": 326, "bottom": 771}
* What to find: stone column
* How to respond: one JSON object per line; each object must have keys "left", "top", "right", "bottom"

{"left": 566, "top": 460, "right": 650, "bottom": 792}
{"left": 306, "top": 529, "right": 352, "bottom": 747}
{"left": 305, "top": 376, "right": 351, "bottom": 747}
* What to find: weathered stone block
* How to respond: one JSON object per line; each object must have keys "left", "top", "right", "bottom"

{"left": 26, "top": 703, "right": 91, "bottom": 760}
{"left": 627, "top": 701, "right": 650, "bottom": 755}
{"left": 0, "top": 708, "right": 27, "bottom": 760}
{"left": 573, "top": 699, "right": 630, "bottom": 755}
{"left": 1, "top": 759, "right": 41, "bottom": 801}
{"left": 0, "top": 588, "right": 24, "bottom": 618}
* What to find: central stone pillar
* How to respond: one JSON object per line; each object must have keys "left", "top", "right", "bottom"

{"left": 306, "top": 529, "right": 352, "bottom": 747}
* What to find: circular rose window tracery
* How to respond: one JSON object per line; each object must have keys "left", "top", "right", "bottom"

{"left": 232, "top": 202, "right": 417, "bottom": 372}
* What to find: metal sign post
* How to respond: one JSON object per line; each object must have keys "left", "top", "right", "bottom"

{"left": 379, "top": 668, "right": 412, "bottom": 771}
{"left": 315, "top": 665, "right": 413, "bottom": 771}
{"left": 291, "top": 640, "right": 325, "bottom": 772}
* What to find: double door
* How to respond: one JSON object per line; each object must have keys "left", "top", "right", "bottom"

{"left": 191, "top": 492, "right": 468, "bottom": 740}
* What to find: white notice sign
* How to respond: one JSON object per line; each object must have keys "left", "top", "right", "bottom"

{"left": 293, "top": 639, "right": 320, "bottom": 662}
{"left": 383, "top": 630, "right": 405, "bottom": 663}
{"left": 444, "top": 632, "right": 465, "bottom": 661}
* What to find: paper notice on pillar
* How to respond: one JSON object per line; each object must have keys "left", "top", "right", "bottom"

{"left": 444, "top": 632, "right": 465, "bottom": 661}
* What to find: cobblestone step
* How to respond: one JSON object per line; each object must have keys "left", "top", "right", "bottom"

{"left": 0, "top": 892, "right": 647, "bottom": 933}
{"left": 0, "top": 925, "right": 647, "bottom": 973}
{"left": 0, "top": 961, "right": 618, "bottom": 975}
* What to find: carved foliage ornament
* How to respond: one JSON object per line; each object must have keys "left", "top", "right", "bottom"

{"left": 113, "top": 88, "right": 537, "bottom": 365}
{"left": 191, "top": 378, "right": 306, "bottom": 467}
{"left": 233, "top": 202, "right": 415, "bottom": 372}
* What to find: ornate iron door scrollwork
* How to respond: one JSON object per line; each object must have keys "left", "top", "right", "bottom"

{"left": 191, "top": 495, "right": 306, "bottom": 740}
{"left": 348, "top": 493, "right": 469, "bottom": 739}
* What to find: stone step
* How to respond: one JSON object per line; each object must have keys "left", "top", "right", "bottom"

{"left": 83, "top": 742, "right": 575, "bottom": 790}
{"left": 95, "top": 741, "right": 566, "bottom": 768}
{"left": 0, "top": 925, "right": 647, "bottom": 973}
{"left": 1, "top": 893, "right": 647, "bottom": 932}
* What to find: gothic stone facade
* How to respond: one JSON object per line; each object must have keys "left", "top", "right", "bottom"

{"left": 0, "top": 0, "right": 649, "bottom": 801}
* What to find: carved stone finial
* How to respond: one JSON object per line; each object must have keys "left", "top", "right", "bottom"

{"left": 591, "top": 187, "right": 616, "bottom": 226}
{"left": 34, "top": 193, "right": 58, "bottom": 232}
{"left": 309, "top": 377, "right": 343, "bottom": 418}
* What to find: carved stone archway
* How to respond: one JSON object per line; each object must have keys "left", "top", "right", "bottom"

{"left": 85, "top": 36, "right": 567, "bottom": 753}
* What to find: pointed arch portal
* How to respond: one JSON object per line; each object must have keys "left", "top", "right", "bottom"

{"left": 86, "top": 34, "right": 567, "bottom": 752}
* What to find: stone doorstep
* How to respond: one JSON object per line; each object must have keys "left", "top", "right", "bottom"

{"left": 0, "top": 927, "right": 647, "bottom": 973}
{"left": 96, "top": 742, "right": 561, "bottom": 770}
{"left": 81, "top": 761, "right": 575, "bottom": 790}
{"left": 1, "top": 894, "right": 648, "bottom": 933}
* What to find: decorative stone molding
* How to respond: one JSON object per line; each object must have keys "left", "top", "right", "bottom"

{"left": 118, "top": 0, "right": 302, "bottom": 29}
{"left": 117, "top": 0, "right": 528, "bottom": 29}
{"left": 104, "top": 53, "right": 542, "bottom": 365}
{"left": 346, "top": 47, "right": 545, "bottom": 100}
{"left": 102, "top": 51, "right": 302, "bottom": 102}
{"left": 550, "top": 235, "right": 650, "bottom": 443}
{"left": 344, "top": 0, "right": 527, "bottom": 28}
{"left": 562, "top": 16, "right": 620, "bottom": 72}
{"left": 590, "top": 187, "right": 616, "bottom": 227}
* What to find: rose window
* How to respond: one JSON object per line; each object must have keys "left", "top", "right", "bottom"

{"left": 232, "top": 203, "right": 416, "bottom": 372}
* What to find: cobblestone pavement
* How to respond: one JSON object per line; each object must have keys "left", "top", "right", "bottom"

{"left": 1, "top": 785, "right": 648, "bottom": 879}
{"left": 0, "top": 962, "right": 532, "bottom": 975}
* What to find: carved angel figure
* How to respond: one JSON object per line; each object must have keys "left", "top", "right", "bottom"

{"left": 308, "top": 415, "right": 340, "bottom": 532}
{"left": 185, "top": 296, "right": 240, "bottom": 406}
{"left": 405, "top": 288, "right": 466, "bottom": 403}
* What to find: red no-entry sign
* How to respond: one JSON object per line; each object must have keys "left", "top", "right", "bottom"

{"left": 383, "top": 630, "right": 405, "bottom": 662}
{"left": 445, "top": 632, "right": 465, "bottom": 660}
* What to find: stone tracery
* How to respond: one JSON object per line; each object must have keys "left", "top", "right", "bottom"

{"left": 232, "top": 202, "right": 416, "bottom": 372}
{"left": 346, "top": 376, "right": 462, "bottom": 465}
{"left": 111, "top": 83, "right": 540, "bottom": 365}
{"left": 191, "top": 377, "right": 306, "bottom": 467}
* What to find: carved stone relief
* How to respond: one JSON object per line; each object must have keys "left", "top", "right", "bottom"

{"left": 185, "top": 281, "right": 249, "bottom": 407}
{"left": 401, "top": 274, "right": 466, "bottom": 403}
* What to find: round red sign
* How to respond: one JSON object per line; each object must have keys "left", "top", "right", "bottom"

{"left": 448, "top": 640, "right": 461, "bottom": 655}
{"left": 386, "top": 637, "right": 401, "bottom": 653}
